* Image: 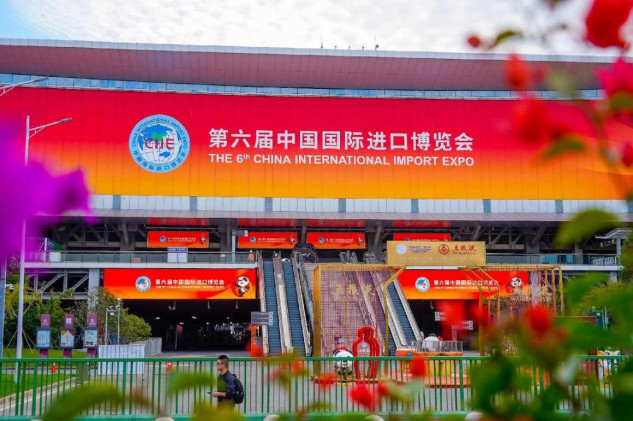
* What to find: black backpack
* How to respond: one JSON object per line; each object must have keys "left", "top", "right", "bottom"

{"left": 232, "top": 375, "right": 244, "bottom": 404}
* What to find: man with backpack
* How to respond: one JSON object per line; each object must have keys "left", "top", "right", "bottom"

{"left": 211, "top": 355, "right": 244, "bottom": 409}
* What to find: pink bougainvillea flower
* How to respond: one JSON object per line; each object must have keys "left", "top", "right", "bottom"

{"left": 622, "top": 142, "right": 633, "bottom": 166}
{"left": 437, "top": 300, "right": 466, "bottom": 327}
{"left": 467, "top": 35, "right": 482, "bottom": 49}
{"left": 511, "top": 99, "right": 575, "bottom": 146}
{"left": 512, "top": 99, "right": 552, "bottom": 144}
{"left": 0, "top": 144, "right": 92, "bottom": 258}
{"left": 598, "top": 58, "right": 633, "bottom": 98}
{"left": 316, "top": 373, "right": 337, "bottom": 391}
{"left": 523, "top": 305, "right": 554, "bottom": 337}
{"left": 409, "top": 357, "right": 428, "bottom": 379}
{"left": 585, "top": 0, "right": 633, "bottom": 49}
{"left": 349, "top": 384, "right": 376, "bottom": 411}
{"left": 505, "top": 54, "right": 533, "bottom": 90}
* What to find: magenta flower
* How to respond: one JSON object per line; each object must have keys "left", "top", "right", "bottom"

{"left": 0, "top": 140, "right": 92, "bottom": 257}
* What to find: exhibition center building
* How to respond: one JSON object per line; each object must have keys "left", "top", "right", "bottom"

{"left": 0, "top": 39, "right": 625, "bottom": 353}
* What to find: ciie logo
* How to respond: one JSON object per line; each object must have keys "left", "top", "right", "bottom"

{"left": 135, "top": 276, "right": 151, "bottom": 292}
{"left": 129, "top": 114, "right": 190, "bottom": 173}
{"left": 415, "top": 277, "right": 430, "bottom": 293}
{"left": 396, "top": 244, "right": 407, "bottom": 254}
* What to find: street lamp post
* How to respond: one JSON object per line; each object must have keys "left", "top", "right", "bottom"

{"left": 16, "top": 115, "right": 72, "bottom": 360}
{"left": 0, "top": 77, "right": 49, "bottom": 360}
{"left": 116, "top": 298, "right": 121, "bottom": 345}
{"left": 0, "top": 77, "right": 48, "bottom": 97}
{"left": 103, "top": 305, "right": 119, "bottom": 345}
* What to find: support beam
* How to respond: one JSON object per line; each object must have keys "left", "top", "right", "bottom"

{"left": 39, "top": 273, "right": 65, "bottom": 292}
{"left": 373, "top": 223, "right": 383, "bottom": 251}
{"left": 491, "top": 227, "right": 508, "bottom": 246}
{"left": 471, "top": 225, "right": 481, "bottom": 241}
{"left": 69, "top": 275, "right": 89, "bottom": 291}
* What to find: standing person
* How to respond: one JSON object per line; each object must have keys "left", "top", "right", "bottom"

{"left": 211, "top": 355, "right": 236, "bottom": 409}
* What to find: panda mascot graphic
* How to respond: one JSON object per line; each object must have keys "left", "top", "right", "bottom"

{"left": 233, "top": 276, "right": 251, "bottom": 297}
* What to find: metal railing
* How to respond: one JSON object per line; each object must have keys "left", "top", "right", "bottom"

{"left": 0, "top": 355, "right": 621, "bottom": 418}
{"left": 0, "top": 356, "right": 622, "bottom": 417}
{"left": 26, "top": 251, "right": 255, "bottom": 264}
{"left": 487, "top": 253, "right": 620, "bottom": 266}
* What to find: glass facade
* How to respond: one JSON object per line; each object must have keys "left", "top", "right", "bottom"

{"left": 0, "top": 72, "right": 603, "bottom": 100}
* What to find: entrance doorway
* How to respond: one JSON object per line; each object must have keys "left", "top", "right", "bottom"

{"left": 126, "top": 299, "right": 260, "bottom": 351}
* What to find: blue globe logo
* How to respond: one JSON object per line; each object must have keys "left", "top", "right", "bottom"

{"left": 129, "top": 115, "right": 190, "bottom": 173}
{"left": 415, "top": 277, "right": 430, "bottom": 293}
{"left": 135, "top": 276, "right": 151, "bottom": 292}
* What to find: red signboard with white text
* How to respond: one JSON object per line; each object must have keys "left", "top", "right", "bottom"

{"left": 307, "top": 232, "right": 366, "bottom": 249}
{"left": 147, "top": 218, "right": 209, "bottom": 226}
{"left": 147, "top": 231, "right": 209, "bottom": 248}
{"left": 399, "top": 269, "right": 529, "bottom": 300}
{"left": 237, "top": 232, "right": 298, "bottom": 249}
{"left": 103, "top": 268, "right": 257, "bottom": 299}
{"left": 0, "top": 88, "right": 622, "bottom": 201}
{"left": 393, "top": 233, "right": 451, "bottom": 242}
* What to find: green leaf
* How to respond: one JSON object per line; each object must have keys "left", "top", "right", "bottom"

{"left": 489, "top": 29, "right": 523, "bottom": 48}
{"left": 565, "top": 272, "right": 609, "bottom": 310}
{"left": 547, "top": 68, "right": 581, "bottom": 97}
{"left": 540, "top": 135, "right": 586, "bottom": 160}
{"left": 609, "top": 92, "right": 633, "bottom": 113}
{"left": 192, "top": 403, "right": 245, "bottom": 421}
{"left": 43, "top": 383, "right": 123, "bottom": 421}
{"left": 564, "top": 320, "right": 630, "bottom": 350}
{"left": 554, "top": 209, "right": 619, "bottom": 248}
{"left": 167, "top": 371, "right": 215, "bottom": 397}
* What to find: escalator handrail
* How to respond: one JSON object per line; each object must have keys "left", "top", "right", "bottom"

{"left": 393, "top": 279, "right": 423, "bottom": 341}
{"left": 363, "top": 253, "right": 407, "bottom": 350}
{"left": 273, "top": 255, "right": 292, "bottom": 354}
{"left": 257, "top": 253, "right": 270, "bottom": 355}
{"left": 290, "top": 259, "right": 311, "bottom": 356}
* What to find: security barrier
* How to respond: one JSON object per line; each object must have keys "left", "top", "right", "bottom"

{"left": 0, "top": 355, "right": 621, "bottom": 418}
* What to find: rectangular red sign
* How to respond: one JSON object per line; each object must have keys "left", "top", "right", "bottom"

{"left": 307, "top": 232, "right": 366, "bottom": 249}
{"left": 306, "top": 220, "right": 366, "bottom": 228}
{"left": 393, "top": 233, "right": 451, "bottom": 242}
{"left": 393, "top": 221, "right": 452, "bottom": 228}
{"left": 104, "top": 268, "right": 257, "bottom": 299}
{"left": 238, "top": 219, "right": 299, "bottom": 227}
{"left": 2, "top": 88, "right": 620, "bottom": 201}
{"left": 147, "top": 231, "right": 209, "bottom": 248}
{"left": 238, "top": 232, "right": 298, "bottom": 249}
{"left": 399, "top": 269, "right": 528, "bottom": 300}
{"left": 147, "top": 218, "right": 209, "bottom": 226}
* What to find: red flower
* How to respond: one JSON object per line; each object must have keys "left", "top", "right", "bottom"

{"left": 376, "top": 381, "right": 391, "bottom": 398}
{"left": 524, "top": 305, "right": 554, "bottom": 337}
{"left": 437, "top": 301, "right": 466, "bottom": 331}
{"left": 505, "top": 54, "right": 532, "bottom": 90}
{"left": 622, "top": 142, "right": 633, "bottom": 166}
{"left": 349, "top": 384, "right": 376, "bottom": 410}
{"left": 409, "top": 357, "right": 428, "bottom": 378}
{"left": 599, "top": 58, "right": 633, "bottom": 98}
{"left": 474, "top": 306, "right": 490, "bottom": 329}
{"left": 317, "top": 373, "right": 337, "bottom": 391}
{"left": 290, "top": 360, "right": 305, "bottom": 374}
{"left": 585, "top": 0, "right": 633, "bottom": 49}
{"left": 512, "top": 99, "right": 569, "bottom": 144}
{"left": 467, "top": 35, "right": 482, "bottom": 48}
{"left": 245, "top": 342, "right": 263, "bottom": 357}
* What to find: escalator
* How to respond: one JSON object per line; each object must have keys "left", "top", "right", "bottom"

{"left": 264, "top": 260, "right": 282, "bottom": 354}
{"left": 282, "top": 260, "right": 308, "bottom": 356}
{"left": 364, "top": 253, "right": 423, "bottom": 349}
{"left": 387, "top": 283, "right": 418, "bottom": 346}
